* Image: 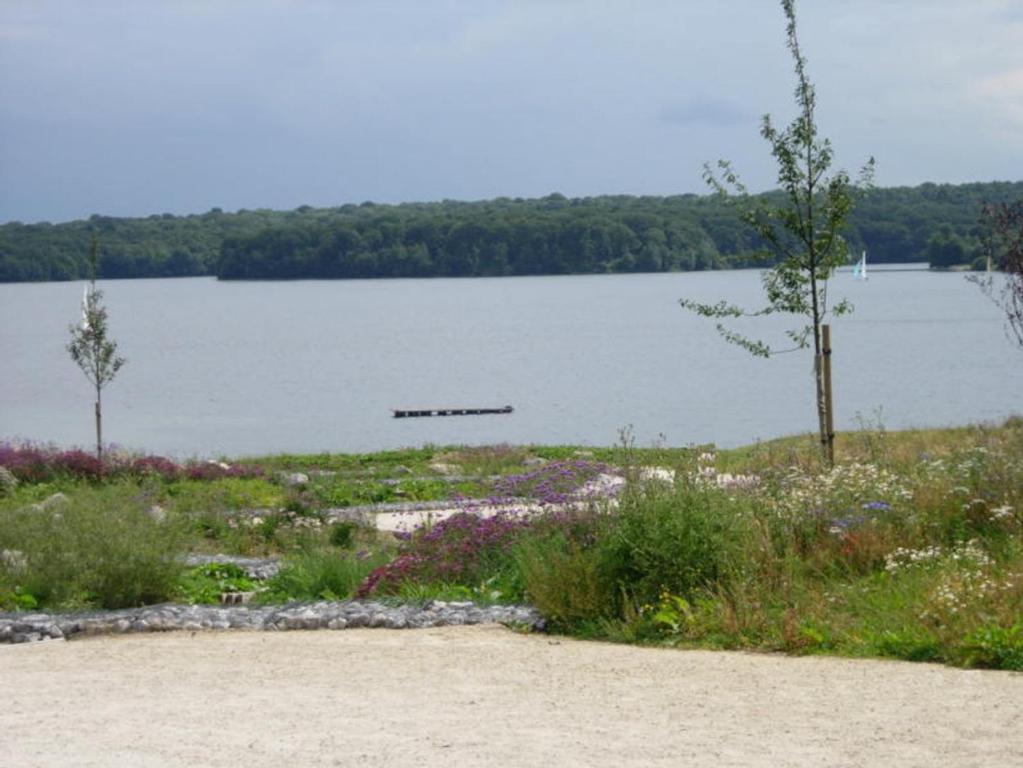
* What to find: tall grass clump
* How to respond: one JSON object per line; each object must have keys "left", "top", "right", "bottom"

{"left": 262, "top": 550, "right": 388, "bottom": 602}
{"left": 514, "top": 512, "right": 611, "bottom": 627}
{"left": 0, "top": 481, "right": 186, "bottom": 610}
{"left": 510, "top": 480, "right": 750, "bottom": 633}
{"left": 601, "top": 480, "right": 750, "bottom": 607}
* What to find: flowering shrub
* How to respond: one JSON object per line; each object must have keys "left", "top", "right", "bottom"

{"left": 490, "top": 459, "right": 616, "bottom": 506}
{"left": 54, "top": 450, "right": 106, "bottom": 480}
{"left": 0, "top": 444, "right": 52, "bottom": 482}
{"left": 357, "top": 512, "right": 530, "bottom": 597}
{"left": 128, "top": 455, "right": 182, "bottom": 479}
{"left": 183, "top": 461, "right": 264, "bottom": 481}
{"left": 0, "top": 442, "right": 262, "bottom": 483}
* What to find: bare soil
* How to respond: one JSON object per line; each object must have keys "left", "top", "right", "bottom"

{"left": 2, "top": 625, "right": 1021, "bottom": 767}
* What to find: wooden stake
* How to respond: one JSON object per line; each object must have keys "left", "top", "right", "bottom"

{"left": 95, "top": 399, "right": 102, "bottom": 462}
{"left": 822, "top": 324, "right": 835, "bottom": 465}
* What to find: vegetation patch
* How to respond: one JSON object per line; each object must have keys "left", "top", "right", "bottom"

{"left": 2, "top": 424, "right": 1021, "bottom": 670}
{"left": 176, "top": 563, "right": 258, "bottom": 605}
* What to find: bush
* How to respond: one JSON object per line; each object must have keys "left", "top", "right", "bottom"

{"left": 515, "top": 532, "right": 610, "bottom": 625}
{"left": 0, "top": 482, "right": 186, "bottom": 609}
{"left": 600, "top": 481, "right": 748, "bottom": 609}
{"left": 958, "top": 624, "right": 1023, "bottom": 670}
{"left": 329, "top": 521, "right": 358, "bottom": 549}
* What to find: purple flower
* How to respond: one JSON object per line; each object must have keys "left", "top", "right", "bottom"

{"left": 0, "top": 441, "right": 264, "bottom": 484}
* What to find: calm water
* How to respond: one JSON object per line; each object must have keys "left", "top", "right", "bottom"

{"left": 1, "top": 269, "right": 1019, "bottom": 458}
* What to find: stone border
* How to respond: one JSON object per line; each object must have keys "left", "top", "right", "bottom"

{"left": 0, "top": 600, "right": 545, "bottom": 644}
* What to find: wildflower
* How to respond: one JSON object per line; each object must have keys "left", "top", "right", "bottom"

{"left": 991, "top": 504, "right": 1014, "bottom": 521}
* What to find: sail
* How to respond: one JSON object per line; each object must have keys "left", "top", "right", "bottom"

{"left": 81, "top": 284, "right": 91, "bottom": 330}
{"left": 853, "top": 251, "right": 867, "bottom": 280}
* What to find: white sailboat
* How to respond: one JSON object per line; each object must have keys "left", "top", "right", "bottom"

{"left": 852, "top": 251, "right": 868, "bottom": 280}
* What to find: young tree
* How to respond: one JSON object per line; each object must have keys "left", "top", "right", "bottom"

{"left": 679, "top": 0, "right": 873, "bottom": 463}
{"left": 969, "top": 200, "right": 1023, "bottom": 349}
{"left": 67, "top": 236, "right": 126, "bottom": 461}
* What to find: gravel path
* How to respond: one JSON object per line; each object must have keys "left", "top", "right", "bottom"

{"left": 2, "top": 625, "right": 1020, "bottom": 767}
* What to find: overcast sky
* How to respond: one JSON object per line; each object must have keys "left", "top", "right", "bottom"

{"left": 1, "top": 0, "right": 1021, "bottom": 224}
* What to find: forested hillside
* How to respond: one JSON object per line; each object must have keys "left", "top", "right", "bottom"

{"left": 2, "top": 181, "right": 1020, "bottom": 282}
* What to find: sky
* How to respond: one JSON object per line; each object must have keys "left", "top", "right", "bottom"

{"left": 1, "top": 0, "right": 1022, "bottom": 225}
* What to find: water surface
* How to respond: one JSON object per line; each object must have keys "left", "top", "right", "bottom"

{"left": 1, "top": 269, "right": 1018, "bottom": 457}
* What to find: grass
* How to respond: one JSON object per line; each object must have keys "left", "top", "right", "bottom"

{"left": 0, "top": 481, "right": 187, "bottom": 610}
{"left": 259, "top": 549, "right": 389, "bottom": 603}
{"left": 1, "top": 423, "right": 1021, "bottom": 670}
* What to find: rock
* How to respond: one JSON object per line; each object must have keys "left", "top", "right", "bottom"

{"left": 276, "top": 472, "right": 309, "bottom": 487}
{"left": 523, "top": 457, "right": 548, "bottom": 467}
{"left": 147, "top": 505, "right": 167, "bottom": 524}
{"left": 572, "top": 450, "right": 595, "bottom": 458}
{"left": 220, "top": 592, "right": 254, "bottom": 605}
{"left": 39, "top": 493, "right": 70, "bottom": 511}
{"left": 428, "top": 463, "right": 460, "bottom": 476}
{"left": 392, "top": 465, "right": 413, "bottom": 475}
{"left": 577, "top": 473, "right": 626, "bottom": 498}
{"left": 345, "top": 612, "right": 370, "bottom": 628}
{"left": 639, "top": 466, "right": 676, "bottom": 484}
{"left": 0, "top": 600, "right": 545, "bottom": 644}
{"left": 0, "top": 549, "right": 27, "bottom": 572}
{"left": 182, "top": 554, "right": 281, "bottom": 581}
{"left": 0, "top": 466, "right": 17, "bottom": 495}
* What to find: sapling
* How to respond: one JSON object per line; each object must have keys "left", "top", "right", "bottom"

{"left": 680, "top": 0, "right": 873, "bottom": 464}
{"left": 67, "top": 235, "right": 126, "bottom": 462}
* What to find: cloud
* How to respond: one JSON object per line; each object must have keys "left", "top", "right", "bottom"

{"left": 975, "top": 68, "right": 1023, "bottom": 136}
{"left": 657, "top": 97, "right": 754, "bottom": 126}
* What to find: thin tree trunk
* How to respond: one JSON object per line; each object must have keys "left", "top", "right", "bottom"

{"left": 809, "top": 269, "right": 829, "bottom": 463}
{"left": 95, "top": 385, "right": 103, "bottom": 462}
{"left": 822, "top": 324, "right": 835, "bottom": 465}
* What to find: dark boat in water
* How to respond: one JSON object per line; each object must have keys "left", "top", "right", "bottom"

{"left": 392, "top": 405, "right": 514, "bottom": 418}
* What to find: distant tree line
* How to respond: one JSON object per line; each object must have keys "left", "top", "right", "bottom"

{"left": 1, "top": 181, "right": 1021, "bottom": 282}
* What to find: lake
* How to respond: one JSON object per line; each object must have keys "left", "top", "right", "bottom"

{"left": 1, "top": 269, "right": 1019, "bottom": 458}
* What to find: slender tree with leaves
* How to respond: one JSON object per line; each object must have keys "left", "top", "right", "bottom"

{"left": 67, "top": 236, "right": 126, "bottom": 461}
{"left": 969, "top": 200, "right": 1023, "bottom": 349}
{"left": 680, "top": 0, "right": 873, "bottom": 463}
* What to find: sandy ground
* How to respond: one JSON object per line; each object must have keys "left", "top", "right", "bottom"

{"left": 2, "top": 626, "right": 1021, "bottom": 768}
